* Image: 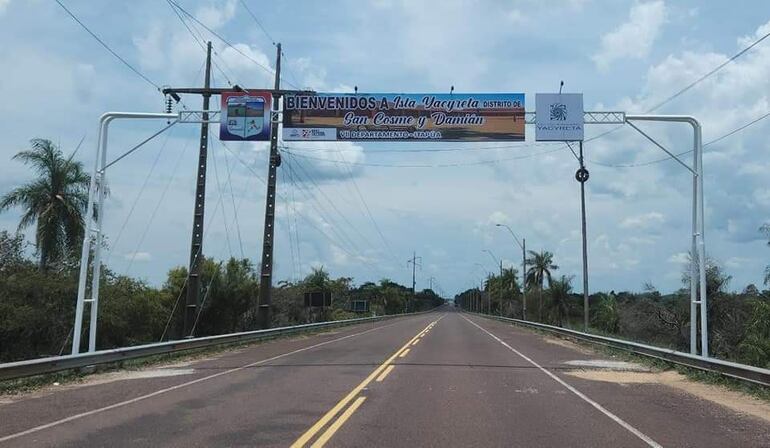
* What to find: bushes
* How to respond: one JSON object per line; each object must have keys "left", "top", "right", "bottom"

{"left": 738, "top": 298, "right": 770, "bottom": 368}
{"left": 592, "top": 293, "right": 620, "bottom": 334}
{"left": 0, "top": 233, "right": 430, "bottom": 362}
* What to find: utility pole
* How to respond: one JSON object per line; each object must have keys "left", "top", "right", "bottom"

{"left": 499, "top": 259, "right": 503, "bottom": 316}
{"left": 407, "top": 252, "right": 422, "bottom": 313}
{"left": 161, "top": 43, "right": 310, "bottom": 335}
{"left": 183, "top": 41, "right": 213, "bottom": 338}
{"left": 257, "top": 43, "right": 282, "bottom": 329}
{"left": 494, "top": 224, "right": 528, "bottom": 320}
{"left": 522, "top": 238, "right": 527, "bottom": 320}
{"left": 577, "top": 141, "right": 590, "bottom": 331}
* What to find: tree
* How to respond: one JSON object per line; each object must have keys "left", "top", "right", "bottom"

{"left": 548, "top": 275, "right": 573, "bottom": 326}
{"left": 0, "top": 139, "right": 90, "bottom": 269}
{"left": 738, "top": 298, "right": 770, "bottom": 368}
{"left": 761, "top": 224, "right": 770, "bottom": 286}
{"left": 525, "top": 250, "right": 558, "bottom": 321}
{"left": 592, "top": 292, "right": 620, "bottom": 333}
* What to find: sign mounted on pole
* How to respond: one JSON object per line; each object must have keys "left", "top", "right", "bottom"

{"left": 219, "top": 91, "right": 272, "bottom": 141}
{"left": 282, "top": 93, "right": 525, "bottom": 141}
{"left": 535, "top": 93, "right": 584, "bottom": 141}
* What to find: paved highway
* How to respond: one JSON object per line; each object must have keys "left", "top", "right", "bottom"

{"left": 1, "top": 308, "right": 767, "bottom": 447}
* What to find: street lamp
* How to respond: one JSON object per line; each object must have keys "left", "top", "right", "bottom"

{"left": 495, "top": 223, "right": 528, "bottom": 320}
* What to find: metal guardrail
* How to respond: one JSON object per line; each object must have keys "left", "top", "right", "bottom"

{"left": 0, "top": 312, "right": 430, "bottom": 382}
{"left": 472, "top": 312, "right": 770, "bottom": 387}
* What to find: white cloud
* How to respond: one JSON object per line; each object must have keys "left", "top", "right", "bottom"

{"left": 195, "top": 0, "right": 237, "bottom": 30}
{"left": 620, "top": 211, "right": 665, "bottom": 229}
{"left": 0, "top": 0, "right": 10, "bottom": 15}
{"left": 593, "top": 1, "right": 667, "bottom": 71}
{"left": 668, "top": 252, "right": 689, "bottom": 264}
{"left": 124, "top": 252, "right": 152, "bottom": 262}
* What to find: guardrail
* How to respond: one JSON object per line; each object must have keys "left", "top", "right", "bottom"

{"left": 471, "top": 312, "right": 770, "bottom": 387}
{"left": 0, "top": 311, "right": 432, "bottom": 382}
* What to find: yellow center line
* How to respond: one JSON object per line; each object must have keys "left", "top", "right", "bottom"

{"left": 375, "top": 365, "right": 395, "bottom": 382}
{"left": 290, "top": 315, "right": 443, "bottom": 447}
{"left": 310, "top": 396, "right": 367, "bottom": 448}
{"left": 399, "top": 348, "right": 411, "bottom": 358}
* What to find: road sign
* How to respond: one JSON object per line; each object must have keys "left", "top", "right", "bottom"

{"left": 351, "top": 300, "right": 369, "bottom": 313}
{"left": 282, "top": 93, "right": 525, "bottom": 141}
{"left": 535, "top": 93, "right": 584, "bottom": 141}
{"left": 304, "top": 291, "right": 332, "bottom": 307}
{"left": 220, "top": 91, "right": 272, "bottom": 141}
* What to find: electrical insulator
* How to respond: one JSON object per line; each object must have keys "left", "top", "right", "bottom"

{"left": 165, "top": 95, "right": 173, "bottom": 114}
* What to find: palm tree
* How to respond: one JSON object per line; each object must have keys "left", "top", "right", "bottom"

{"left": 0, "top": 139, "right": 90, "bottom": 269}
{"left": 525, "top": 250, "right": 559, "bottom": 321}
{"left": 548, "top": 275, "right": 573, "bottom": 326}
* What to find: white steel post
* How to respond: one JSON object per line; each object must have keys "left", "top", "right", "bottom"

{"left": 695, "top": 122, "right": 708, "bottom": 358}
{"left": 625, "top": 115, "right": 706, "bottom": 357}
{"left": 87, "top": 119, "right": 111, "bottom": 352}
{"left": 690, "top": 132, "right": 699, "bottom": 355}
{"left": 71, "top": 112, "right": 178, "bottom": 354}
{"left": 71, "top": 124, "right": 102, "bottom": 355}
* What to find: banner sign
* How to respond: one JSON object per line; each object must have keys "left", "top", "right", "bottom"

{"left": 220, "top": 91, "right": 272, "bottom": 141}
{"left": 535, "top": 93, "right": 584, "bottom": 141}
{"left": 282, "top": 93, "right": 525, "bottom": 141}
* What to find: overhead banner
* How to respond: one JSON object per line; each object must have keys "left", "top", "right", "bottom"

{"left": 219, "top": 91, "right": 272, "bottom": 141}
{"left": 535, "top": 93, "right": 584, "bottom": 141}
{"left": 282, "top": 93, "right": 525, "bottom": 141}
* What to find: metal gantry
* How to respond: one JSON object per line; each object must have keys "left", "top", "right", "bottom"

{"left": 72, "top": 105, "right": 710, "bottom": 360}
{"left": 72, "top": 110, "right": 220, "bottom": 354}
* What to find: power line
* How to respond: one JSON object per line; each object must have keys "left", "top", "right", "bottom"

{"left": 281, "top": 156, "right": 299, "bottom": 280}
{"left": 282, "top": 155, "right": 371, "bottom": 258}
{"left": 238, "top": 0, "right": 276, "bottom": 46}
{"left": 106, "top": 125, "right": 175, "bottom": 265}
{"left": 284, "top": 151, "right": 383, "bottom": 257}
{"left": 332, "top": 142, "right": 401, "bottom": 267}
{"left": 217, "top": 141, "right": 387, "bottom": 280}
{"left": 587, "top": 24, "right": 770, "bottom": 146}
{"left": 210, "top": 138, "right": 234, "bottom": 259}
{"left": 54, "top": 0, "right": 160, "bottom": 91}
{"left": 285, "top": 140, "right": 560, "bottom": 153}
{"left": 281, "top": 145, "right": 568, "bottom": 168}
{"left": 220, "top": 141, "right": 246, "bottom": 259}
{"left": 237, "top": 0, "right": 304, "bottom": 90}
{"left": 287, "top": 160, "right": 303, "bottom": 279}
{"left": 167, "top": 0, "right": 302, "bottom": 89}
{"left": 646, "top": 29, "right": 770, "bottom": 113}
{"left": 165, "top": 0, "right": 234, "bottom": 87}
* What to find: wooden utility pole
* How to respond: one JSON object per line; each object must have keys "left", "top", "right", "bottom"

{"left": 183, "top": 41, "right": 212, "bottom": 338}
{"left": 256, "top": 43, "right": 282, "bottom": 329}
{"left": 407, "top": 252, "right": 421, "bottom": 313}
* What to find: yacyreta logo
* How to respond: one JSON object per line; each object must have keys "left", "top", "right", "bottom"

{"left": 550, "top": 103, "right": 567, "bottom": 121}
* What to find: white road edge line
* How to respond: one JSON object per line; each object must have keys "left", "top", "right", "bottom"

{"left": 0, "top": 317, "right": 425, "bottom": 443}
{"left": 461, "top": 315, "right": 663, "bottom": 448}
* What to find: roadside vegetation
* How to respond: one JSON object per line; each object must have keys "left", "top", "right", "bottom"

{"left": 0, "top": 140, "right": 442, "bottom": 363}
{"left": 455, "top": 248, "right": 770, "bottom": 370}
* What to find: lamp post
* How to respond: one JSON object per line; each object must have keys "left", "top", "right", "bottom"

{"left": 495, "top": 224, "right": 527, "bottom": 320}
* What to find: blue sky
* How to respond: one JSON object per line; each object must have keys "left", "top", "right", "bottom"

{"left": 1, "top": 0, "right": 770, "bottom": 296}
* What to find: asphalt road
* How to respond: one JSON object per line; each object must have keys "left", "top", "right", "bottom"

{"left": 0, "top": 307, "right": 768, "bottom": 447}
